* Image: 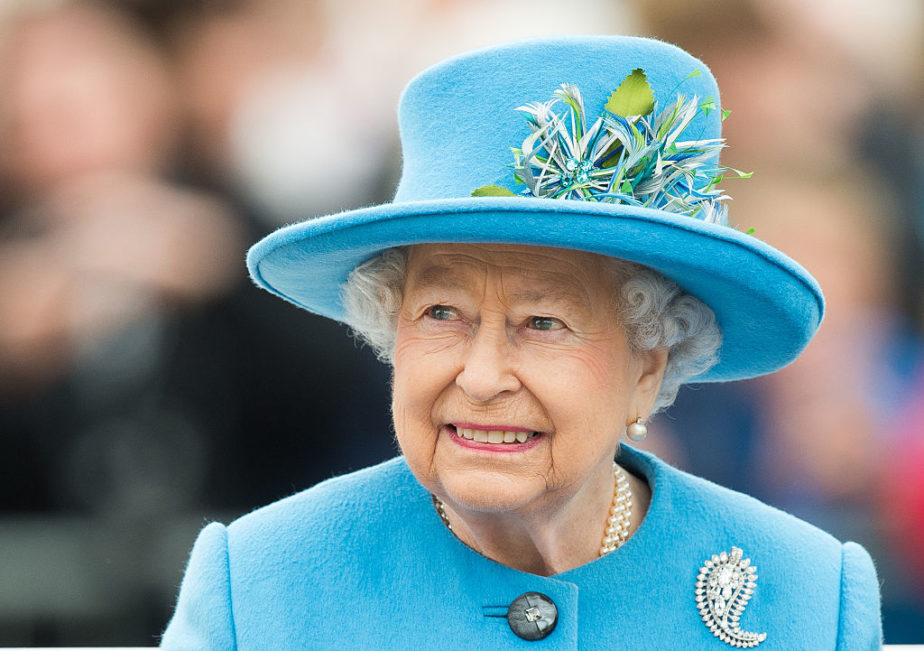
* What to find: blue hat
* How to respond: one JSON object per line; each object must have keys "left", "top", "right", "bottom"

{"left": 247, "top": 35, "right": 823, "bottom": 382}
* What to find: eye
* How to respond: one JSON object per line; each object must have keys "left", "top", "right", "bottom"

{"left": 425, "top": 304, "right": 459, "bottom": 321}
{"left": 527, "top": 316, "right": 565, "bottom": 331}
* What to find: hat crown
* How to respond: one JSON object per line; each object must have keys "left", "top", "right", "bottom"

{"left": 394, "top": 36, "right": 722, "bottom": 206}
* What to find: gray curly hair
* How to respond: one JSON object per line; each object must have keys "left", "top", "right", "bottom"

{"left": 340, "top": 247, "right": 721, "bottom": 414}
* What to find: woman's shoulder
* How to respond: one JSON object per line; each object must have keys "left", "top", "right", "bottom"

{"left": 226, "top": 455, "right": 422, "bottom": 542}
{"left": 162, "top": 457, "right": 440, "bottom": 648}
{"left": 623, "top": 443, "right": 842, "bottom": 549}
{"left": 621, "top": 444, "right": 867, "bottom": 574}
{"left": 619, "top": 445, "right": 840, "bottom": 536}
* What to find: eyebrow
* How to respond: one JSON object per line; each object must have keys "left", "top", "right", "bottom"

{"left": 507, "top": 285, "right": 591, "bottom": 313}
{"left": 412, "top": 264, "right": 472, "bottom": 291}
{"left": 412, "top": 264, "right": 593, "bottom": 313}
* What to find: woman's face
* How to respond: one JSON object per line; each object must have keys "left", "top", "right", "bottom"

{"left": 392, "top": 243, "right": 666, "bottom": 517}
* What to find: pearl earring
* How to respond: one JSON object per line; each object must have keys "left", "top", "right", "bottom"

{"left": 626, "top": 417, "right": 648, "bottom": 442}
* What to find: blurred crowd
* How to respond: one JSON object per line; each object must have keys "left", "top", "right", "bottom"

{"left": 0, "top": 0, "right": 920, "bottom": 645}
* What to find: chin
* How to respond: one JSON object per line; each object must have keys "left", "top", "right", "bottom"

{"left": 439, "top": 470, "right": 544, "bottom": 514}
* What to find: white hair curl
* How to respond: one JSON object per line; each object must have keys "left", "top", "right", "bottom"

{"left": 340, "top": 247, "right": 721, "bottom": 414}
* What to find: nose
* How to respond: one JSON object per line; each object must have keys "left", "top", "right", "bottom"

{"left": 455, "top": 320, "right": 521, "bottom": 402}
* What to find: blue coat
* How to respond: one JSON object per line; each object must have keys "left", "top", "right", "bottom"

{"left": 161, "top": 446, "right": 881, "bottom": 649}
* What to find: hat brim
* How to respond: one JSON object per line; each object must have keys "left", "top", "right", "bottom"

{"left": 247, "top": 197, "right": 823, "bottom": 382}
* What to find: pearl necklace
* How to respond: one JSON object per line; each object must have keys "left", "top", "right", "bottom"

{"left": 600, "top": 462, "right": 633, "bottom": 555}
{"left": 431, "top": 462, "right": 633, "bottom": 557}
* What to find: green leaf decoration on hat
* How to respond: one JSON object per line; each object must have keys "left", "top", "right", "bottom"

{"left": 605, "top": 68, "right": 655, "bottom": 117}
{"left": 471, "top": 185, "right": 517, "bottom": 197}
{"left": 699, "top": 96, "right": 716, "bottom": 116}
{"left": 727, "top": 167, "right": 753, "bottom": 179}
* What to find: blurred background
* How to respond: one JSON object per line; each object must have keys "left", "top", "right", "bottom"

{"left": 0, "top": 0, "right": 920, "bottom": 645}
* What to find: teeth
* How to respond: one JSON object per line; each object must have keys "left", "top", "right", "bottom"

{"left": 455, "top": 428, "right": 537, "bottom": 444}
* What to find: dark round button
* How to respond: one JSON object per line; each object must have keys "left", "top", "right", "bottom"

{"left": 507, "top": 592, "right": 558, "bottom": 641}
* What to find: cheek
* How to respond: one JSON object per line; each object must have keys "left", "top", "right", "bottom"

{"left": 393, "top": 325, "right": 460, "bottom": 395}
{"left": 533, "top": 339, "right": 633, "bottom": 400}
{"left": 393, "top": 313, "right": 468, "bottom": 360}
{"left": 524, "top": 341, "right": 634, "bottom": 445}
{"left": 391, "top": 325, "right": 459, "bottom": 456}
{"left": 391, "top": 363, "right": 437, "bottom": 483}
{"left": 569, "top": 343, "right": 629, "bottom": 389}
{"left": 391, "top": 351, "right": 432, "bottom": 435}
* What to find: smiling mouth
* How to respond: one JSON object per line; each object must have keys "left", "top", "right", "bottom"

{"left": 450, "top": 425, "right": 540, "bottom": 444}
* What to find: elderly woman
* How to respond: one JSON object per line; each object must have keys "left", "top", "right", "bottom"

{"left": 162, "top": 37, "right": 881, "bottom": 649}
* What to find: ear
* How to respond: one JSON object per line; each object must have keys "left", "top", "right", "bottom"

{"left": 629, "top": 346, "right": 669, "bottom": 420}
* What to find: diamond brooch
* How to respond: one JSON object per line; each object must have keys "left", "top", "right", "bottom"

{"left": 695, "top": 546, "right": 767, "bottom": 648}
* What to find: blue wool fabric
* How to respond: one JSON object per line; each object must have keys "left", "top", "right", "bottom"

{"left": 161, "top": 446, "right": 881, "bottom": 649}
{"left": 246, "top": 36, "right": 825, "bottom": 383}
